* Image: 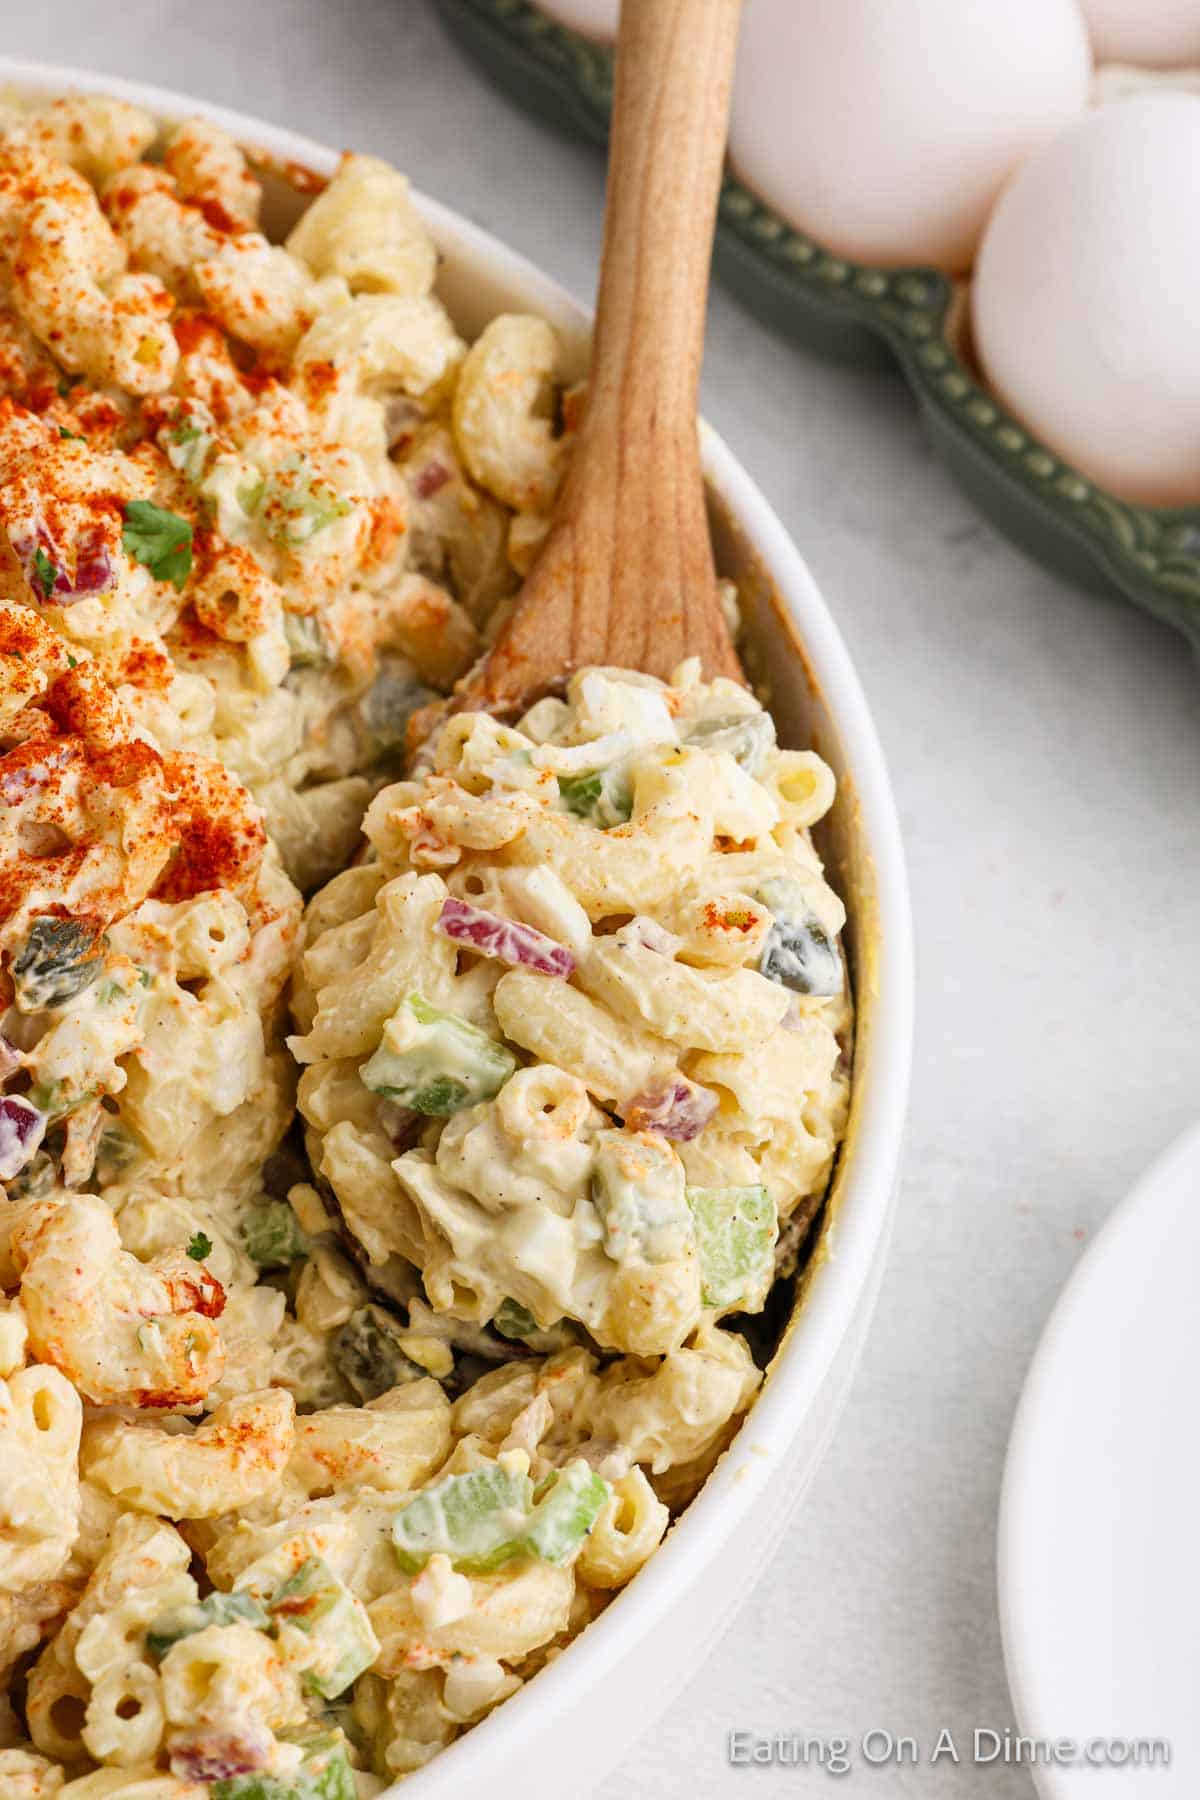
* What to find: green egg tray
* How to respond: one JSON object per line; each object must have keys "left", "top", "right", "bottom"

{"left": 435, "top": 0, "right": 1200, "bottom": 652}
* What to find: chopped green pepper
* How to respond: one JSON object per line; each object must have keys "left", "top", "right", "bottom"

{"left": 360, "top": 991, "right": 515, "bottom": 1116}
{"left": 268, "top": 1557, "right": 378, "bottom": 1699}
{"left": 591, "top": 1129, "right": 694, "bottom": 1267}
{"left": 146, "top": 1589, "right": 269, "bottom": 1660}
{"left": 239, "top": 1199, "right": 307, "bottom": 1269}
{"left": 358, "top": 666, "right": 436, "bottom": 758}
{"left": 4, "top": 1150, "right": 56, "bottom": 1200}
{"left": 558, "top": 763, "right": 633, "bottom": 828}
{"left": 755, "top": 877, "right": 843, "bottom": 999}
{"left": 11, "top": 917, "right": 104, "bottom": 1010}
{"left": 492, "top": 1298, "right": 539, "bottom": 1341}
{"left": 333, "top": 1305, "right": 423, "bottom": 1403}
{"left": 213, "top": 1731, "right": 356, "bottom": 1800}
{"left": 684, "top": 710, "right": 776, "bottom": 774}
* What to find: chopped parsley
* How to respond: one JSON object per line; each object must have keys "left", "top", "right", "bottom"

{"left": 186, "top": 1231, "right": 213, "bottom": 1262}
{"left": 31, "top": 548, "right": 59, "bottom": 601}
{"left": 67, "top": 655, "right": 77, "bottom": 668}
{"left": 121, "top": 501, "right": 193, "bottom": 591}
{"left": 58, "top": 426, "right": 86, "bottom": 443}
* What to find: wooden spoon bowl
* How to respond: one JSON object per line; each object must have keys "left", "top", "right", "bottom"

{"left": 412, "top": 0, "right": 745, "bottom": 749}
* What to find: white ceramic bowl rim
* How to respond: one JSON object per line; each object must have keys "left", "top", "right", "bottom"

{"left": 0, "top": 58, "right": 915, "bottom": 1796}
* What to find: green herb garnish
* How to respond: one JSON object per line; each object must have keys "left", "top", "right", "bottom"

{"left": 186, "top": 1231, "right": 213, "bottom": 1262}
{"left": 31, "top": 548, "right": 58, "bottom": 601}
{"left": 122, "top": 500, "right": 193, "bottom": 590}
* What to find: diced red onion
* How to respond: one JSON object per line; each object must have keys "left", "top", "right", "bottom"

{"left": 436, "top": 898, "right": 575, "bottom": 978}
{"left": 12, "top": 522, "right": 114, "bottom": 605}
{"left": 67, "top": 538, "right": 114, "bottom": 597}
{"left": 780, "top": 997, "right": 806, "bottom": 1031}
{"left": 412, "top": 458, "right": 451, "bottom": 500}
{"left": 0, "top": 1095, "right": 46, "bottom": 1180}
{"left": 625, "top": 1077, "right": 718, "bottom": 1142}
{"left": 378, "top": 1098, "right": 422, "bottom": 1151}
{"left": 0, "top": 744, "right": 73, "bottom": 805}
{"left": 623, "top": 916, "right": 676, "bottom": 955}
{"left": 168, "top": 1724, "right": 273, "bottom": 1782}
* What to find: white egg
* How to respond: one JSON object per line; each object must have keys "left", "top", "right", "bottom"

{"left": 728, "top": 0, "right": 1091, "bottom": 274}
{"left": 973, "top": 95, "right": 1200, "bottom": 506}
{"left": 1080, "top": 0, "right": 1200, "bottom": 69}
{"left": 537, "top": 0, "right": 618, "bottom": 40}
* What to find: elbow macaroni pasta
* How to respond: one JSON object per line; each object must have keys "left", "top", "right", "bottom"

{"left": 0, "top": 91, "right": 852, "bottom": 1792}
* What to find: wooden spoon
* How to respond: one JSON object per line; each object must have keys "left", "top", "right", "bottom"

{"left": 413, "top": 0, "right": 745, "bottom": 749}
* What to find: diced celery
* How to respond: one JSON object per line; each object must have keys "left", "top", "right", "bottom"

{"left": 166, "top": 415, "right": 214, "bottom": 484}
{"left": 261, "top": 456, "right": 352, "bottom": 548}
{"left": 268, "top": 1558, "right": 378, "bottom": 1700}
{"left": 558, "top": 763, "right": 633, "bottom": 828}
{"left": 333, "top": 1305, "right": 423, "bottom": 1403}
{"left": 684, "top": 710, "right": 776, "bottom": 773}
{"left": 591, "top": 1129, "right": 693, "bottom": 1266}
{"left": 755, "top": 877, "right": 843, "bottom": 998}
{"left": 360, "top": 991, "right": 516, "bottom": 1116}
{"left": 524, "top": 1461, "right": 610, "bottom": 1566}
{"left": 291, "top": 1734, "right": 358, "bottom": 1800}
{"left": 392, "top": 1459, "right": 610, "bottom": 1575}
{"left": 687, "top": 1184, "right": 777, "bottom": 1312}
{"left": 239, "top": 1199, "right": 308, "bottom": 1269}
{"left": 146, "top": 1589, "right": 269, "bottom": 1660}
{"left": 213, "top": 1731, "right": 357, "bottom": 1800}
{"left": 392, "top": 1462, "right": 533, "bottom": 1574}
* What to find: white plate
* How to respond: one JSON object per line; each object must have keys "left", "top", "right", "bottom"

{"left": 999, "top": 1122, "right": 1200, "bottom": 1798}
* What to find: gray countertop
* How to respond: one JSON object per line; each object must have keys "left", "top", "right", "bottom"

{"left": 10, "top": 3, "right": 1200, "bottom": 1793}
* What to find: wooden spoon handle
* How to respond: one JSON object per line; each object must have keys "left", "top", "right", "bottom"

{"left": 457, "top": 0, "right": 744, "bottom": 714}
{"left": 569, "top": 0, "right": 744, "bottom": 530}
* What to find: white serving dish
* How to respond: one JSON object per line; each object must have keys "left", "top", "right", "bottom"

{"left": 999, "top": 1121, "right": 1200, "bottom": 1798}
{"left": 0, "top": 58, "right": 914, "bottom": 1798}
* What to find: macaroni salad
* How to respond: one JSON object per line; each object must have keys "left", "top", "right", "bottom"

{"left": 0, "top": 93, "right": 852, "bottom": 1800}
